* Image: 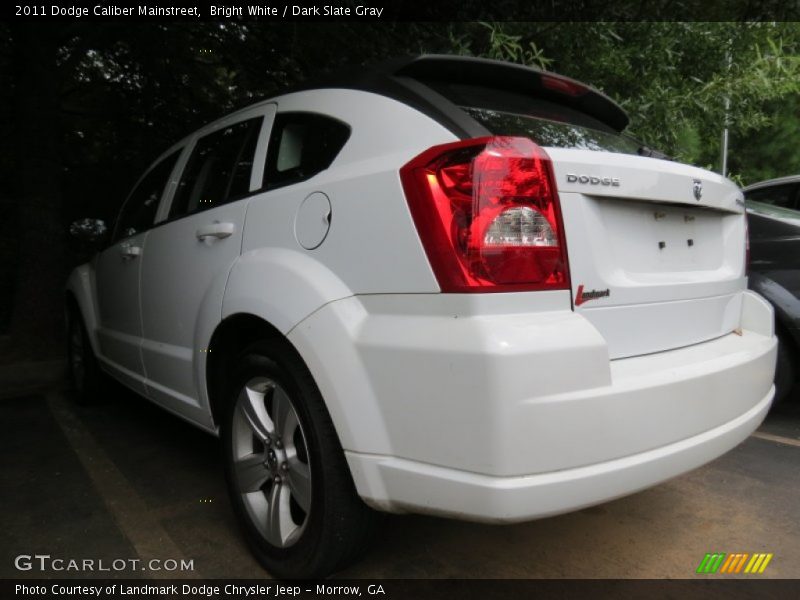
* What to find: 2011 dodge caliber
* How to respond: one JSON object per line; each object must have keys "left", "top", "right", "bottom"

{"left": 65, "top": 55, "right": 778, "bottom": 578}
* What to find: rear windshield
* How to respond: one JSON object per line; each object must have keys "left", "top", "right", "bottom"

{"left": 463, "top": 106, "right": 643, "bottom": 155}
{"left": 426, "top": 82, "right": 652, "bottom": 157}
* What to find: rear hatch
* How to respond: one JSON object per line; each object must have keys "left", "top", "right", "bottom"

{"left": 438, "top": 81, "right": 747, "bottom": 359}
{"left": 551, "top": 149, "right": 745, "bottom": 358}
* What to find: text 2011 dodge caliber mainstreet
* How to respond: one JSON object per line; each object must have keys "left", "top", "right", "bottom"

{"left": 65, "top": 55, "right": 778, "bottom": 578}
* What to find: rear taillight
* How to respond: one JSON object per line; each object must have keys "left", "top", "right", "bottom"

{"left": 400, "top": 136, "right": 570, "bottom": 293}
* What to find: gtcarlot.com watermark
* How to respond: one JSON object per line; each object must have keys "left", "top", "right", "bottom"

{"left": 14, "top": 554, "right": 194, "bottom": 573}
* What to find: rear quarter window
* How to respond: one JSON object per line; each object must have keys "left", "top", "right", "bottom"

{"left": 263, "top": 112, "right": 350, "bottom": 190}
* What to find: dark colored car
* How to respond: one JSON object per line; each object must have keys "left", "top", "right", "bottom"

{"left": 744, "top": 176, "right": 800, "bottom": 402}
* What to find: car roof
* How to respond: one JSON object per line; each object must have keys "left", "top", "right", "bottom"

{"left": 150, "top": 55, "right": 632, "bottom": 168}
{"left": 743, "top": 174, "right": 800, "bottom": 192}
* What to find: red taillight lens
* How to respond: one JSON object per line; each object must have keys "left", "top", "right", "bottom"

{"left": 400, "top": 136, "right": 570, "bottom": 292}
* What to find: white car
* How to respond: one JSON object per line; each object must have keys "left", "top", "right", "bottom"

{"left": 66, "top": 55, "right": 777, "bottom": 578}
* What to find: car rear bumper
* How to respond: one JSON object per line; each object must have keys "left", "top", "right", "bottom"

{"left": 287, "top": 290, "right": 777, "bottom": 521}
{"left": 344, "top": 386, "right": 772, "bottom": 522}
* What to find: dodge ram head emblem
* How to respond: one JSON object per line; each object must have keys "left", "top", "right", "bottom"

{"left": 693, "top": 179, "right": 703, "bottom": 200}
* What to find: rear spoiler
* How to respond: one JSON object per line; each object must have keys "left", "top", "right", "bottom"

{"left": 389, "top": 55, "right": 629, "bottom": 132}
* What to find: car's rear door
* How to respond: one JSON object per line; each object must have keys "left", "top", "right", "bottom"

{"left": 138, "top": 104, "right": 275, "bottom": 424}
{"left": 94, "top": 150, "right": 181, "bottom": 392}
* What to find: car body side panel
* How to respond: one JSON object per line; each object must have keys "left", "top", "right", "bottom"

{"left": 92, "top": 231, "right": 150, "bottom": 394}
{"left": 239, "top": 89, "right": 455, "bottom": 294}
{"left": 138, "top": 258, "right": 233, "bottom": 432}
{"left": 68, "top": 253, "right": 151, "bottom": 394}
{"left": 134, "top": 105, "right": 277, "bottom": 430}
{"left": 139, "top": 201, "right": 248, "bottom": 419}
{"left": 222, "top": 249, "right": 353, "bottom": 334}
{"left": 223, "top": 89, "right": 458, "bottom": 335}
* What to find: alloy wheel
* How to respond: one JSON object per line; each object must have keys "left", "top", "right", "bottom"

{"left": 231, "top": 376, "right": 312, "bottom": 548}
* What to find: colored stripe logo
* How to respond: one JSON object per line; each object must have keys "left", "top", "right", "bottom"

{"left": 696, "top": 552, "right": 773, "bottom": 574}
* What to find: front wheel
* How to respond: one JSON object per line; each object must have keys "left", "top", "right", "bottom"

{"left": 220, "top": 340, "right": 380, "bottom": 578}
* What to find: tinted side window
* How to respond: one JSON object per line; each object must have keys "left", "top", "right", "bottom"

{"left": 263, "top": 113, "right": 350, "bottom": 190}
{"left": 745, "top": 184, "right": 799, "bottom": 210}
{"left": 115, "top": 150, "right": 180, "bottom": 241}
{"left": 169, "top": 117, "right": 262, "bottom": 219}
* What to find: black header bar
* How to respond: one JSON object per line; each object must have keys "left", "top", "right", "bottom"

{"left": 7, "top": 0, "right": 800, "bottom": 22}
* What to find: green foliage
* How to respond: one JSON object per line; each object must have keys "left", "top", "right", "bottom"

{"left": 6, "top": 21, "right": 800, "bottom": 220}
{"left": 477, "top": 22, "right": 552, "bottom": 70}
{"left": 729, "top": 95, "right": 800, "bottom": 185}
{"left": 451, "top": 22, "right": 800, "bottom": 180}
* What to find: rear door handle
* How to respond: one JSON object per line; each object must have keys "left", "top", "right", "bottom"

{"left": 119, "top": 243, "right": 141, "bottom": 260}
{"left": 196, "top": 222, "right": 235, "bottom": 241}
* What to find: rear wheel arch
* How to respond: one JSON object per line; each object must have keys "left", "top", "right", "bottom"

{"left": 206, "top": 313, "right": 308, "bottom": 429}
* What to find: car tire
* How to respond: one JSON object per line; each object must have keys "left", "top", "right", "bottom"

{"left": 774, "top": 330, "right": 797, "bottom": 404}
{"left": 66, "top": 306, "right": 106, "bottom": 404}
{"left": 220, "top": 339, "right": 381, "bottom": 579}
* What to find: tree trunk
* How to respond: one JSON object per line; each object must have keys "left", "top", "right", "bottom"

{"left": 6, "top": 24, "right": 67, "bottom": 361}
